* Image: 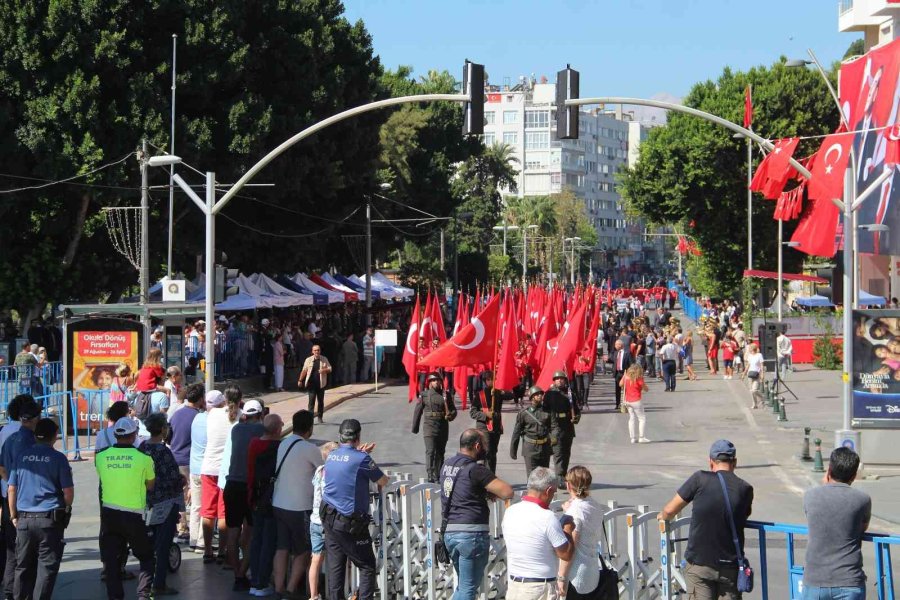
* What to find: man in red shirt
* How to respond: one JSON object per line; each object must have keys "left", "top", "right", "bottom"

{"left": 721, "top": 332, "right": 737, "bottom": 380}
{"left": 246, "top": 413, "right": 284, "bottom": 596}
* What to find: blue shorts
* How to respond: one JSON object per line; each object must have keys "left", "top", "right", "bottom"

{"left": 310, "top": 521, "right": 324, "bottom": 554}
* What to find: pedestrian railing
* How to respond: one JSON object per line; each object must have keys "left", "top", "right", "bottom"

{"left": 359, "top": 476, "right": 897, "bottom": 600}
{"left": 0, "top": 361, "right": 64, "bottom": 419}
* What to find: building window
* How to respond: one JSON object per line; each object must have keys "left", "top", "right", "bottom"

{"left": 525, "top": 110, "right": 549, "bottom": 129}
{"left": 551, "top": 173, "right": 561, "bottom": 185}
{"left": 525, "top": 131, "right": 550, "bottom": 150}
{"left": 503, "top": 111, "right": 518, "bottom": 124}
{"left": 576, "top": 155, "right": 585, "bottom": 167}
{"left": 482, "top": 132, "right": 496, "bottom": 146}
{"left": 602, "top": 164, "right": 610, "bottom": 174}
{"left": 525, "top": 159, "right": 546, "bottom": 170}
{"left": 550, "top": 152, "right": 560, "bottom": 165}
{"left": 503, "top": 132, "right": 518, "bottom": 145}
{"left": 484, "top": 112, "right": 496, "bottom": 125}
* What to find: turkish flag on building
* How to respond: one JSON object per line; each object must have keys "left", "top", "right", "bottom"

{"left": 750, "top": 137, "right": 800, "bottom": 199}
{"left": 808, "top": 129, "right": 852, "bottom": 202}
{"left": 402, "top": 296, "right": 422, "bottom": 401}
{"left": 419, "top": 293, "right": 500, "bottom": 368}
{"left": 494, "top": 296, "right": 521, "bottom": 391}
{"left": 536, "top": 299, "right": 588, "bottom": 390}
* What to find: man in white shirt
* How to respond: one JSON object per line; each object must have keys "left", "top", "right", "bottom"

{"left": 272, "top": 410, "right": 323, "bottom": 598}
{"left": 776, "top": 332, "right": 794, "bottom": 378}
{"left": 501, "top": 467, "right": 574, "bottom": 600}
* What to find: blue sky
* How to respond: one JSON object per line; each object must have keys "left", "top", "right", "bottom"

{"left": 343, "top": 0, "right": 859, "bottom": 100}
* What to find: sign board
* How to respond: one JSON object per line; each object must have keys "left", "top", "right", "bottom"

{"left": 162, "top": 279, "right": 187, "bottom": 302}
{"left": 374, "top": 329, "right": 397, "bottom": 347}
{"left": 851, "top": 310, "right": 900, "bottom": 428}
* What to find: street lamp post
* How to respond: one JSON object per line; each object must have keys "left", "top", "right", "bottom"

{"left": 565, "top": 236, "right": 581, "bottom": 285}
{"left": 522, "top": 225, "right": 538, "bottom": 287}
{"left": 733, "top": 132, "right": 754, "bottom": 270}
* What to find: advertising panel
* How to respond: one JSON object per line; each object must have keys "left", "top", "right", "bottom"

{"left": 839, "top": 38, "right": 900, "bottom": 255}
{"left": 852, "top": 310, "right": 900, "bottom": 427}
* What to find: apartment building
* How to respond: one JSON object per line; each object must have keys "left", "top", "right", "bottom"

{"left": 838, "top": 0, "right": 900, "bottom": 50}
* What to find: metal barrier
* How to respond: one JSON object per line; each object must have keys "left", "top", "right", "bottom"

{"left": 355, "top": 480, "right": 898, "bottom": 600}
{"left": 0, "top": 361, "right": 64, "bottom": 419}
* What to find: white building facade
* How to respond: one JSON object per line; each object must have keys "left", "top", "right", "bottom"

{"left": 838, "top": 0, "right": 900, "bottom": 49}
{"left": 482, "top": 79, "right": 663, "bottom": 276}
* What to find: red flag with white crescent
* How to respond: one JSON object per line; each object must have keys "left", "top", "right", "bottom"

{"left": 808, "top": 128, "right": 852, "bottom": 202}
{"left": 402, "top": 296, "right": 421, "bottom": 401}
{"left": 495, "top": 295, "right": 521, "bottom": 390}
{"left": 536, "top": 300, "right": 588, "bottom": 390}
{"left": 419, "top": 293, "right": 501, "bottom": 368}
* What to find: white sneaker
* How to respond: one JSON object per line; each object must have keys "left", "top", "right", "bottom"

{"left": 630, "top": 438, "right": 637, "bottom": 444}
{"left": 251, "top": 587, "right": 275, "bottom": 597}
{"left": 638, "top": 438, "right": 651, "bottom": 444}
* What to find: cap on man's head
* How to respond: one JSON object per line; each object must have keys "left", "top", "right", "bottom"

{"left": 709, "top": 439, "right": 737, "bottom": 461}
{"left": 242, "top": 400, "right": 263, "bottom": 416}
{"left": 113, "top": 417, "right": 138, "bottom": 437}
{"left": 339, "top": 418, "right": 362, "bottom": 437}
{"left": 261, "top": 318, "right": 270, "bottom": 326}
{"left": 206, "top": 390, "right": 225, "bottom": 408}
{"left": 19, "top": 399, "right": 41, "bottom": 421}
{"left": 34, "top": 418, "right": 59, "bottom": 441}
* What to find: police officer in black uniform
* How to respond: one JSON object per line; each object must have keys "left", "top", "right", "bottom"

{"left": 543, "top": 370, "right": 580, "bottom": 486}
{"left": 7, "top": 418, "right": 72, "bottom": 600}
{"left": 321, "top": 419, "right": 389, "bottom": 600}
{"left": 509, "top": 386, "right": 556, "bottom": 478}
{"left": 468, "top": 370, "right": 513, "bottom": 473}
{"left": 412, "top": 372, "right": 458, "bottom": 482}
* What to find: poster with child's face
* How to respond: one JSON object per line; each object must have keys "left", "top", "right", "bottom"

{"left": 72, "top": 331, "right": 138, "bottom": 391}
{"left": 852, "top": 310, "right": 900, "bottom": 427}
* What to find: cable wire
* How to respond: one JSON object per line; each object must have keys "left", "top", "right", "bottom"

{"left": 217, "top": 211, "right": 337, "bottom": 238}
{"left": 0, "top": 152, "right": 133, "bottom": 194}
{"left": 370, "top": 205, "right": 436, "bottom": 237}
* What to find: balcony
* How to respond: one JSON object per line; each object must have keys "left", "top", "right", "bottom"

{"left": 838, "top": 0, "right": 898, "bottom": 33}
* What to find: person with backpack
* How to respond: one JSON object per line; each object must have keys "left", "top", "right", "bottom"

{"left": 247, "top": 413, "right": 284, "bottom": 597}
{"left": 271, "top": 411, "right": 323, "bottom": 599}
{"left": 132, "top": 349, "right": 169, "bottom": 421}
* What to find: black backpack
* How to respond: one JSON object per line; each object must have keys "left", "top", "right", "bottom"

{"left": 252, "top": 439, "right": 296, "bottom": 516}
{"left": 132, "top": 392, "right": 152, "bottom": 422}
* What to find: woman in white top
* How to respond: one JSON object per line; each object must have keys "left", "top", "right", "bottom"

{"left": 164, "top": 366, "right": 184, "bottom": 419}
{"left": 745, "top": 342, "right": 766, "bottom": 409}
{"left": 558, "top": 466, "right": 606, "bottom": 599}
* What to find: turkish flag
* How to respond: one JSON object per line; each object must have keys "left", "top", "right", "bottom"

{"left": 430, "top": 293, "right": 447, "bottom": 343}
{"left": 419, "top": 293, "right": 500, "bottom": 368}
{"left": 402, "top": 296, "right": 422, "bottom": 401}
{"left": 885, "top": 124, "right": 900, "bottom": 166}
{"left": 743, "top": 85, "right": 753, "bottom": 129}
{"left": 420, "top": 291, "right": 434, "bottom": 348}
{"left": 495, "top": 296, "right": 520, "bottom": 390}
{"left": 750, "top": 138, "right": 800, "bottom": 199}
{"left": 536, "top": 299, "right": 588, "bottom": 390}
{"left": 452, "top": 294, "right": 471, "bottom": 408}
{"left": 808, "top": 129, "right": 852, "bottom": 202}
{"left": 585, "top": 292, "right": 603, "bottom": 373}
{"left": 790, "top": 196, "right": 840, "bottom": 257}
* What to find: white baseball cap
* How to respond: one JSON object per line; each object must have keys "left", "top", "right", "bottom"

{"left": 206, "top": 390, "right": 225, "bottom": 408}
{"left": 261, "top": 318, "right": 270, "bottom": 326}
{"left": 113, "top": 417, "right": 138, "bottom": 436}
{"left": 242, "top": 400, "right": 263, "bottom": 416}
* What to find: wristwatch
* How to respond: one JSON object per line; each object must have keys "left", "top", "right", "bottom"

{"left": 556, "top": 576, "right": 567, "bottom": 582}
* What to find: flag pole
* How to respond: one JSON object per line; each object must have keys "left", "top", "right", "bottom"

{"left": 747, "top": 136, "right": 753, "bottom": 271}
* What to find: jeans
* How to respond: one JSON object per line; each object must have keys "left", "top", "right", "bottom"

{"left": 249, "top": 510, "right": 277, "bottom": 589}
{"left": 626, "top": 400, "right": 646, "bottom": 440}
{"left": 150, "top": 505, "right": 179, "bottom": 589}
{"left": 802, "top": 586, "right": 865, "bottom": 600}
{"left": 444, "top": 531, "right": 490, "bottom": 600}
{"left": 662, "top": 360, "right": 677, "bottom": 391}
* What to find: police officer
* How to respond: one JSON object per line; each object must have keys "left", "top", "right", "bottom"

{"left": 7, "top": 418, "right": 72, "bottom": 600}
{"left": 412, "top": 372, "right": 458, "bottom": 482}
{"left": 321, "top": 418, "right": 389, "bottom": 600}
{"left": 543, "top": 370, "right": 580, "bottom": 485}
{"left": 468, "top": 370, "right": 512, "bottom": 473}
{"left": 96, "top": 417, "right": 156, "bottom": 600}
{"left": 509, "top": 386, "right": 556, "bottom": 478}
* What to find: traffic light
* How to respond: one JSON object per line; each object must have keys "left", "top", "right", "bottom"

{"left": 815, "top": 264, "right": 843, "bottom": 304}
{"left": 462, "top": 60, "right": 485, "bottom": 136}
{"left": 214, "top": 266, "right": 240, "bottom": 303}
{"left": 556, "top": 65, "right": 580, "bottom": 140}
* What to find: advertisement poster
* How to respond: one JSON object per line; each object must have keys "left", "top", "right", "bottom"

{"left": 852, "top": 310, "right": 900, "bottom": 427}
{"left": 840, "top": 38, "right": 900, "bottom": 255}
{"left": 71, "top": 330, "right": 138, "bottom": 430}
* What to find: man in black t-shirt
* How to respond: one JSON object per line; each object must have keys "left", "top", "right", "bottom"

{"left": 439, "top": 429, "right": 513, "bottom": 600}
{"left": 658, "top": 440, "right": 754, "bottom": 600}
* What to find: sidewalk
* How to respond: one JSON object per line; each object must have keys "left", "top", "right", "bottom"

{"left": 679, "top": 312, "right": 900, "bottom": 527}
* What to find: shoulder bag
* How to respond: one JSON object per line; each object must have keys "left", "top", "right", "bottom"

{"left": 716, "top": 472, "right": 754, "bottom": 593}
{"left": 594, "top": 519, "right": 620, "bottom": 599}
{"left": 256, "top": 439, "right": 301, "bottom": 516}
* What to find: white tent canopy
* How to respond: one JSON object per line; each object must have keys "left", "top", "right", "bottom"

{"left": 372, "top": 272, "right": 414, "bottom": 298}
{"left": 293, "top": 273, "right": 344, "bottom": 304}
{"left": 320, "top": 273, "right": 361, "bottom": 300}
{"left": 357, "top": 274, "right": 409, "bottom": 300}
{"left": 249, "top": 273, "right": 314, "bottom": 306}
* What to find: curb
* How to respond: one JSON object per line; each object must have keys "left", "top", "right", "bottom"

{"left": 278, "top": 379, "right": 401, "bottom": 437}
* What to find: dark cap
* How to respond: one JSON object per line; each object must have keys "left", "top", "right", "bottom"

{"left": 339, "top": 418, "right": 362, "bottom": 437}
{"left": 34, "top": 418, "right": 59, "bottom": 441}
{"left": 709, "top": 439, "right": 737, "bottom": 460}
{"left": 19, "top": 399, "right": 41, "bottom": 421}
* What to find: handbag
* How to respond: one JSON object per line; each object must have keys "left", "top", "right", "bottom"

{"left": 716, "top": 472, "right": 754, "bottom": 593}
{"left": 594, "top": 521, "right": 620, "bottom": 599}
{"left": 747, "top": 370, "right": 759, "bottom": 380}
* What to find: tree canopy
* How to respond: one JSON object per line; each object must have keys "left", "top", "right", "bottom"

{"left": 619, "top": 59, "right": 840, "bottom": 296}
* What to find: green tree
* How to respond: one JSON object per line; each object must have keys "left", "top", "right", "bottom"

{"left": 619, "top": 59, "right": 839, "bottom": 296}
{"left": 453, "top": 143, "right": 519, "bottom": 253}
{"left": 0, "top": 0, "right": 384, "bottom": 325}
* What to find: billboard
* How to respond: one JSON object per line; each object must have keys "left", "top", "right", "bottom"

{"left": 65, "top": 318, "right": 143, "bottom": 432}
{"left": 852, "top": 310, "right": 900, "bottom": 427}
{"left": 840, "top": 38, "right": 900, "bottom": 255}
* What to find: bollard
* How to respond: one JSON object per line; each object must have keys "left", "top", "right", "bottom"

{"left": 812, "top": 438, "right": 825, "bottom": 472}
{"left": 800, "top": 427, "right": 812, "bottom": 461}
{"left": 777, "top": 397, "right": 788, "bottom": 421}
{"left": 772, "top": 393, "right": 780, "bottom": 414}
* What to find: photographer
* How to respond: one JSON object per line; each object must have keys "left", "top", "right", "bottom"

{"left": 8, "top": 418, "right": 73, "bottom": 600}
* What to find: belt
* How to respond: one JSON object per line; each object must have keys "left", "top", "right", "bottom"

{"left": 556, "top": 413, "right": 568, "bottom": 418}
{"left": 524, "top": 437, "right": 548, "bottom": 445}
{"left": 510, "top": 576, "right": 555, "bottom": 583}
{"left": 20, "top": 511, "right": 53, "bottom": 518}
{"left": 426, "top": 412, "right": 446, "bottom": 418}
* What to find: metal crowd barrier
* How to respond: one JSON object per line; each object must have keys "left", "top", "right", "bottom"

{"left": 353, "top": 477, "right": 897, "bottom": 600}
{"left": 0, "top": 361, "right": 64, "bottom": 419}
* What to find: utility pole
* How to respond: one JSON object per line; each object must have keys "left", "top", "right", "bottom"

{"left": 167, "top": 34, "right": 177, "bottom": 278}
{"left": 140, "top": 139, "right": 150, "bottom": 331}
{"left": 440, "top": 229, "right": 445, "bottom": 271}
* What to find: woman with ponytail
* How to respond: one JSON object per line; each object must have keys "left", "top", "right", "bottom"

{"left": 557, "top": 466, "right": 607, "bottom": 599}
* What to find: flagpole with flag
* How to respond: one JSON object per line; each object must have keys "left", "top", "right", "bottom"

{"left": 744, "top": 83, "right": 754, "bottom": 271}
